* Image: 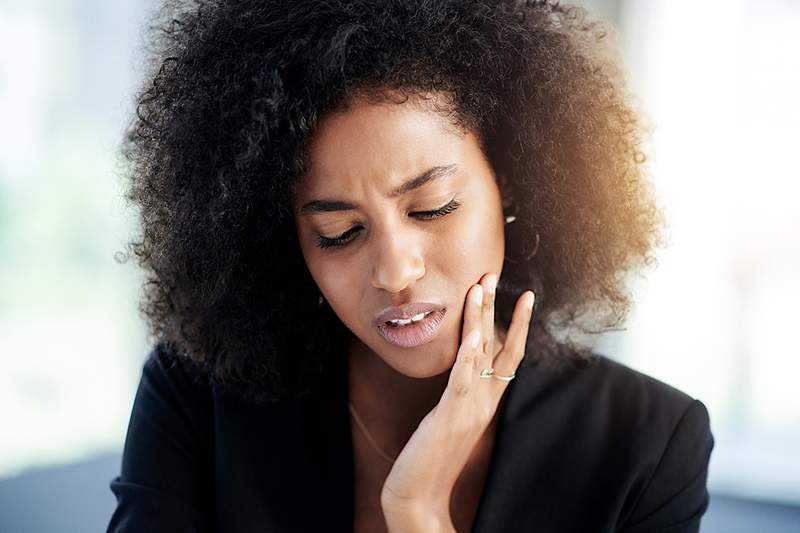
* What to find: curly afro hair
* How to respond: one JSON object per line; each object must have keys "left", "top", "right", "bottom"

{"left": 121, "top": 0, "right": 667, "bottom": 404}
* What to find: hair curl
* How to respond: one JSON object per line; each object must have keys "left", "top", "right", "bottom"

{"left": 121, "top": 0, "right": 667, "bottom": 404}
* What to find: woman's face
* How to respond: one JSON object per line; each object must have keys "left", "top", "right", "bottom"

{"left": 292, "top": 95, "right": 505, "bottom": 378}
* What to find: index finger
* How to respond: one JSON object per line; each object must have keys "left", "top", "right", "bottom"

{"left": 447, "top": 284, "right": 484, "bottom": 397}
{"left": 492, "top": 291, "right": 534, "bottom": 377}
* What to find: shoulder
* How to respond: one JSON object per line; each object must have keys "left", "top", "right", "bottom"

{"left": 514, "top": 351, "right": 705, "bottom": 436}
{"left": 574, "top": 353, "right": 702, "bottom": 431}
{"left": 581, "top": 356, "right": 714, "bottom": 530}
{"left": 143, "top": 341, "right": 207, "bottom": 381}
{"left": 502, "top": 351, "right": 714, "bottom": 530}
{"left": 575, "top": 355, "right": 713, "bottom": 485}
{"left": 108, "top": 343, "right": 216, "bottom": 530}
{"left": 140, "top": 342, "right": 213, "bottom": 396}
{"left": 534, "top": 352, "right": 713, "bottom": 479}
{"left": 133, "top": 342, "right": 214, "bottom": 439}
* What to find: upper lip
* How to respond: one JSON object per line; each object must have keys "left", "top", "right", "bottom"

{"left": 374, "top": 302, "right": 446, "bottom": 326}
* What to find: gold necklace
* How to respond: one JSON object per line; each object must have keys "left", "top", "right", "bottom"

{"left": 347, "top": 401, "right": 396, "bottom": 465}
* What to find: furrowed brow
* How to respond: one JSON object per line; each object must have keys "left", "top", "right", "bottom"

{"left": 298, "top": 164, "right": 457, "bottom": 215}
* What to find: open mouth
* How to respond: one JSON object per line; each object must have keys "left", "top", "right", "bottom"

{"left": 384, "top": 310, "right": 436, "bottom": 327}
{"left": 376, "top": 308, "right": 446, "bottom": 348}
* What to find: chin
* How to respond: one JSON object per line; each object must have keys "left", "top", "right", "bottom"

{"left": 383, "top": 347, "right": 456, "bottom": 379}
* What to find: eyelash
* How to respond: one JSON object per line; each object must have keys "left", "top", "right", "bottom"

{"left": 314, "top": 199, "right": 462, "bottom": 249}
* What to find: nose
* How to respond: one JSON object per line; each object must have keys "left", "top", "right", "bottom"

{"left": 370, "top": 228, "right": 426, "bottom": 294}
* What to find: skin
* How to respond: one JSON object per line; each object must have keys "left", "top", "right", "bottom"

{"left": 292, "top": 93, "right": 535, "bottom": 531}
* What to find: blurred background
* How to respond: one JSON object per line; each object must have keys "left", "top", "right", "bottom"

{"left": 1, "top": 0, "right": 798, "bottom": 531}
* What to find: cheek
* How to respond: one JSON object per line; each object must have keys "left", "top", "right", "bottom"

{"left": 304, "top": 252, "right": 369, "bottom": 328}
{"left": 435, "top": 205, "right": 504, "bottom": 281}
{"left": 310, "top": 259, "right": 353, "bottom": 303}
{"left": 299, "top": 243, "right": 343, "bottom": 299}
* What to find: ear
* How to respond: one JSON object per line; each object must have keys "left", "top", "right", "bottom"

{"left": 497, "top": 173, "right": 514, "bottom": 209}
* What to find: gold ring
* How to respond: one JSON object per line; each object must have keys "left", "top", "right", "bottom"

{"left": 479, "top": 367, "right": 516, "bottom": 381}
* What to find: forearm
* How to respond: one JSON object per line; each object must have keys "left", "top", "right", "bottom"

{"left": 382, "top": 500, "right": 457, "bottom": 533}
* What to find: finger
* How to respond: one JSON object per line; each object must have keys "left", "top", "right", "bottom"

{"left": 479, "top": 273, "right": 498, "bottom": 367}
{"left": 448, "top": 285, "right": 483, "bottom": 396}
{"left": 493, "top": 291, "right": 535, "bottom": 377}
{"left": 460, "top": 284, "right": 483, "bottom": 371}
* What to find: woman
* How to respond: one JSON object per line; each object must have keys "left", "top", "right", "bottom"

{"left": 108, "top": 1, "right": 714, "bottom": 532}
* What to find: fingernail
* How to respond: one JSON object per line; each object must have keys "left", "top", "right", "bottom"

{"left": 486, "top": 274, "right": 498, "bottom": 295}
{"left": 472, "top": 285, "right": 483, "bottom": 304}
{"left": 527, "top": 291, "right": 535, "bottom": 310}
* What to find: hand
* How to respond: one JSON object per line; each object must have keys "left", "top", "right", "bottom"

{"left": 380, "top": 272, "right": 535, "bottom": 525}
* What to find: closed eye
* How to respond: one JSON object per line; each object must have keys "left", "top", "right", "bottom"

{"left": 411, "top": 198, "right": 461, "bottom": 220}
{"left": 314, "top": 198, "right": 462, "bottom": 249}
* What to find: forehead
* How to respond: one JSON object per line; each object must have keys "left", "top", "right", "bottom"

{"left": 295, "top": 96, "right": 485, "bottom": 201}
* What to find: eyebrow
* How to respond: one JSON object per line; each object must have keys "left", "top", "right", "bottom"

{"left": 298, "top": 164, "right": 458, "bottom": 215}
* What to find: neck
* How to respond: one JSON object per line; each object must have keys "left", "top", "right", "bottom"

{"left": 347, "top": 340, "right": 449, "bottom": 457}
{"left": 346, "top": 326, "right": 507, "bottom": 458}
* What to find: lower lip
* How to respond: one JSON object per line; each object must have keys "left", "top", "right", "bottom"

{"left": 376, "top": 309, "right": 447, "bottom": 348}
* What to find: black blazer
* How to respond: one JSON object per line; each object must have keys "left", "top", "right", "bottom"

{"left": 107, "top": 344, "right": 714, "bottom": 532}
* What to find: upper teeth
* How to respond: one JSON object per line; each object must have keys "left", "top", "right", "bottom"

{"left": 387, "top": 311, "right": 432, "bottom": 326}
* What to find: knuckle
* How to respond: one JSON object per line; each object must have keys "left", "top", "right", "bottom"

{"left": 452, "top": 382, "right": 470, "bottom": 396}
{"left": 463, "top": 351, "right": 476, "bottom": 367}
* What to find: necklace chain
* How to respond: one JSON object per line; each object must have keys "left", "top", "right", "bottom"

{"left": 347, "top": 401, "right": 396, "bottom": 465}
